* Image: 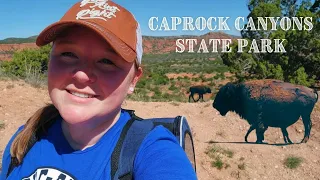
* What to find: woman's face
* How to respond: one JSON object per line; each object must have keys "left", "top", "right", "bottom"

{"left": 48, "top": 26, "right": 141, "bottom": 125}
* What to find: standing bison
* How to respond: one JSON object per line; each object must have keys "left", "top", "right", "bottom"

{"left": 188, "top": 85, "right": 212, "bottom": 102}
{"left": 213, "top": 79, "right": 318, "bottom": 144}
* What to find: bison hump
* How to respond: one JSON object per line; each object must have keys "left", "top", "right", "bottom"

{"left": 243, "top": 79, "right": 314, "bottom": 102}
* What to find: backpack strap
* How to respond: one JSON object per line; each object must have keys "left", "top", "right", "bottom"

{"left": 111, "top": 109, "right": 154, "bottom": 180}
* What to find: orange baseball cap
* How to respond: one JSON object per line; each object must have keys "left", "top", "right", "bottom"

{"left": 36, "top": 0, "right": 143, "bottom": 66}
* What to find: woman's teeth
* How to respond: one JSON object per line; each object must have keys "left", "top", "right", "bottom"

{"left": 70, "top": 91, "right": 94, "bottom": 98}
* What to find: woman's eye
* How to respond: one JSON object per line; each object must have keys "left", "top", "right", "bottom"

{"left": 99, "top": 58, "right": 114, "bottom": 65}
{"left": 61, "top": 52, "right": 77, "bottom": 58}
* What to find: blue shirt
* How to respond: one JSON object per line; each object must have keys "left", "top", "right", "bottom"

{"left": 0, "top": 109, "right": 197, "bottom": 180}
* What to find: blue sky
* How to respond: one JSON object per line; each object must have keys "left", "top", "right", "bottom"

{"left": 0, "top": 0, "right": 250, "bottom": 40}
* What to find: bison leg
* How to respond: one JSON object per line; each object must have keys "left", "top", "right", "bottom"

{"left": 255, "top": 122, "right": 268, "bottom": 144}
{"left": 189, "top": 93, "right": 196, "bottom": 102}
{"left": 200, "top": 93, "right": 204, "bottom": 102}
{"left": 281, "top": 127, "right": 292, "bottom": 144}
{"left": 301, "top": 113, "right": 312, "bottom": 143}
{"left": 245, "top": 125, "right": 256, "bottom": 142}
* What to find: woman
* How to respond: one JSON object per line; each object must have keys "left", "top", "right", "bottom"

{"left": 0, "top": 1, "right": 197, "bottom": 179}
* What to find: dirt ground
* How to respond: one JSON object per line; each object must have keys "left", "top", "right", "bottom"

{"left": 0, "top": 79, "right": 319, "bottom": 180}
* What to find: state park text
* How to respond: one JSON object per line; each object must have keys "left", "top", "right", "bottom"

{"left": 148, "top": 16, "right": 314, "bottom": 53}
{"left": 175, "top": 39, "right": 286, "bottom": 53}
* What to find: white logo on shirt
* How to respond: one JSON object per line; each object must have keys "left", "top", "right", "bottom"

{"left": 22, "top": 167, "right": 75, "bottom": 180}
{"left": 76, "top": 0, "right": 120, "bottom": 21}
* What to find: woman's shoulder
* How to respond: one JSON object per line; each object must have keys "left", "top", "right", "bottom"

{"left": 3, "top": 125, "right": 25, "bottom": 156}
{"left": 0, "top": 125, "right": 25, "bottom": 179}
{"left": 6, "top": 125, "right": 25, "bottom": 146}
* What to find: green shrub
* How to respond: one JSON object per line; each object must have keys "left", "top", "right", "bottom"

{"left": 284, "top": 156, "right": 303, "bottom": 169}
{"left": 1, "top": 45, "right": 51, "bottom": 78}
{"left": 150, "top": 73, "right": 169, "bottom": 85}
{"left": 0, "top": 120, "right": 5, "bottom": 130}
{"left": 168, "top": 84, "right": 178, "bottom": 91}
{"left": 153, "top": 86, "right": 161, "bottom": 96}
{"left": 208, "top": 81, "right": 216, "bottom": 86}
{"left": 193, "top": 77, "right": 200, "bottom": 82}
{"left": 205, "top": 145, "right": 234, "bottom": 159}
{"left": 288, "top": 67, "right": 316, "bottom": 87}
{"left": 135, "top": 78, "right": 148, "bottom": 88}
{"left": 211, "top": 157, "right": 224, "bottom": 170}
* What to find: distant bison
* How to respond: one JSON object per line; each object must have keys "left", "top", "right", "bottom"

{"left": 213, "top": 79, "right": 318, "bottom": 144}
{"left": 188, "top": 85, "right": 212, "bottom": 102}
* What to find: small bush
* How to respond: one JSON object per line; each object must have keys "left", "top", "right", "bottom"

{"left": 0, "top": 120, "right": 5, "bottom": 130}
{"left": 208, "top": 81, "right": 216, "bottom": 86}
{"left": 168, "top": 84, "right": 178, "bottom": 91}
{"left": 212, "top": 157, "right": 224, "bottom": 170}
{"left": 153, "top": 76, "right": 169, "bottom": 85}
{"left": 205, "top": 145, "right": 234, "bottom": 158}
{"left": 172, "top": 95, "right": 186, "bottom": 102}
{"left": 161, "top": 92, "right": 171, "bottom": 99}
{"left": 284, "top": 156, "right": 303, "bottom": 169}
{"left": 24, "top": 68, "right": 47, "bottom": 88}
{"left": 193, "top": 77, "right": 200, "bottom": 82}
{"left": 225, "top": 150, "right": 234, "bottom": 158}
{"left": 205, "top": 144, "right": 235, "bottom": 170}
{"left": 153, "top": 87, "right": 161, "bottom": 96}
{"left": 199, "top": 74, "right": 206, "bottom": 82}
{"left": 1, "top": 45, "right": 51, "bottom": 78}
{"left": 135, "top": 78, "right": 148, "bottom": 88}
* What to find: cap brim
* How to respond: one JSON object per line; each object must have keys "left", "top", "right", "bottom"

{"left": 36, "top": 21, "right": 136, "bottom": 63}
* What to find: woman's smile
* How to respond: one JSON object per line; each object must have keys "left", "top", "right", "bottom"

{"left": 64, "top": 89, "right": 98, "bottom": 104}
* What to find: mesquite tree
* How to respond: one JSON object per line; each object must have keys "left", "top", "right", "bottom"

{"left": 221, "top": 0, "right": 319, "bottom": 86}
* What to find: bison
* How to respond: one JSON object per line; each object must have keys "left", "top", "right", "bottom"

{"left": 213, "top": 79, "right": 318, "bottom": 144}
{"left": 188, "top": 85, "right": 212, "bottom": 102}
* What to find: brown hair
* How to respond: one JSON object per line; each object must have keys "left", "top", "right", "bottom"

{"left": 10, "top": 104, "right": 60, "bottom": 164}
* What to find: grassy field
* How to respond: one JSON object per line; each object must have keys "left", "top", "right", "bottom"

{"left": 127, "top": 52, "right": 233, "bottom": 102}
{"left": 0, "top": 51, "right": 234, "bottom": 102}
